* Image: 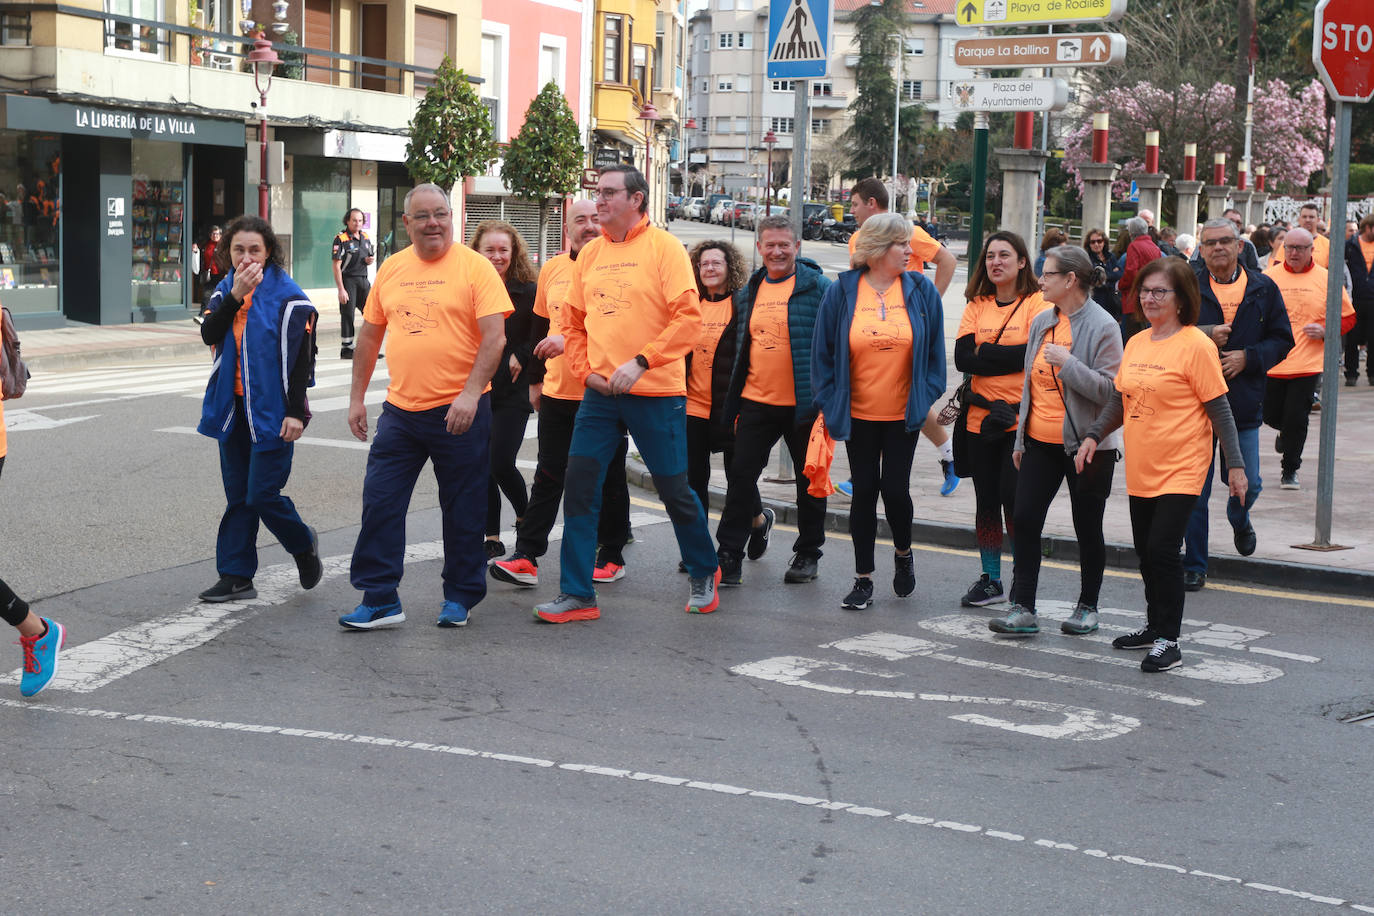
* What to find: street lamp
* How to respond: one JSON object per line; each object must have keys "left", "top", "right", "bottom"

{"left": 247, "top": 36, "right": 280, "bottom": 219}
{"left": 890, "top": 32, "right": 906, "bottom": 212}
{"left": 913, "top": 142, "right": 925, "bottom": 220}
{"left": 683, "top": 117, "right": 697, "bottom": 198}
{"left": 763, "top": 129, "right": 778, "bottom": 216}
{"left": 638, "top": 101, "right": 659, "bottom": 214}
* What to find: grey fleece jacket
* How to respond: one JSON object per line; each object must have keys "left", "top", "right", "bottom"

{"left": 1014, "top": 298, "right": 1125, "bottom": 456}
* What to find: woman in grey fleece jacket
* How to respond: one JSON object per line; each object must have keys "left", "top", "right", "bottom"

{"left": 989, "top": 245, "right": 1124, "bottom": 639}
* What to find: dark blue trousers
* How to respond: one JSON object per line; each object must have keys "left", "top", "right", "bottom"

{"left": 350, "top": 397, "right": 491, "bottom": 609}
{"left": 217, "top": 398, "right": 312, "bottom": 579}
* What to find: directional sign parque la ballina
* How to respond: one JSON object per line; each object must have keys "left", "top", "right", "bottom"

{"left": 954, "top": 32, "right": 1126, "bottom": 67}
{"left": 957, "top": 0, "right": 1127, "bottom": 27}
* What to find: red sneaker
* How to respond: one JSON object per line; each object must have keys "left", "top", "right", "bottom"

{"left": 593, "top": 561, "right": 626, "bottom": 582}
{"left": 491, "top": 554, "right": 538, "bottom": 587}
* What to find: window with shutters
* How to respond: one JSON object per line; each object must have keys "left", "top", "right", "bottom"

{"left": 770, "top": 117, "right": 793, "bottom": 133}
{"left": 901, "top": 79, "right": 921, "bottom": 101}
{"left": 415, "top": 10, "right": 452, "bottom": 95}
{"left": 603, "top": 15, "right": 624, "bottom": 82}
{"left": 357, "top": 3, "right": 388, "bottom": 91}
{"left": 303, "top": 0, "right": 334, "bottom": 85}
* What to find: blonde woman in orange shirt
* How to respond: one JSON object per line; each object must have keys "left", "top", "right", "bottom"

{"left": 1077, "top": 258, "right": 1247, "bottom": 672}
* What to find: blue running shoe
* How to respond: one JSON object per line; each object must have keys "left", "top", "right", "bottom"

{"left": 835, "top": 479, "right": 854, "bottom": 497}
{"left": 437, "top": 601, "right": 470, "bottom": 628}
{"left": 19, "top": 618, "right": 64, "bottom": 698}
{"left": 940, "top": 460, "right": 960, "bottom": 497}
{"left": 339, "top": 602, "right": 405, "bottom": 630}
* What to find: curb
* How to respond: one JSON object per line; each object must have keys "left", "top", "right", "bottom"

{"left": 27, "top": 338, "right": 212, "bottom": 373}
{"left": 625, "top": 457, "right": 1374, "bottom": 600}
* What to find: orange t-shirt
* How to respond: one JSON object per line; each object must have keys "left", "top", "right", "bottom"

{"left": 1208, "top": 272, "right": 1248, "bottom": 324}
{"left": 532, "top": 253, "right": 583, "bottom": 402}
{"left": 742, "top": 275, "right": 797, "bottom": 406}
{"left": 363, "top": 243, "right": 514, "bottom": 411}
{"left": 232, "top": 290, "right": 252, "bottom": 396}
{"left": 562, "top": 216, "right": 700, "bottom": 397}
{"left": 1264, "top": 262, "right": 1354, "bottom": 378}
{"left": 956, "top": 291, "right": 1045, "bottom": 433}
{"left": 1360, "top": 237, "right": 1374, "bottom": 273}
{"left": 1026, "top": 309, "right": 1072, "bottom": 444}
{"left": 849, "top": 224, "right": 942, "bottom": 274}
{"left": 1115, "top": 326, "right": 1229, "bottom": 498}
{"left": 687, "top": 294, "right": 734, "bottom": 419}
{"left": 848, "top": 277, "right": 913, "bottom": 421}
{"left": 0, "top": 395, "right": 7, "bottom": 459}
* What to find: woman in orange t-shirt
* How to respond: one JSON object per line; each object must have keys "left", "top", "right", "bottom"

{"left": 954, "top": 231, "right": 1044, "bottom": 609}
{"left": 1077, "top": 258, "right": 1247, "bottom": 673}
{"left": 684, "top": 240, "right": 768, "bottom": 567}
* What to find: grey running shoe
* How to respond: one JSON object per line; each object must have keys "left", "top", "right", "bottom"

{"left": 988, "top": 604, "right": 1039, "bottom": 636}
{"left": 533, "top": 593, "right": 600, "bottom": 624}
{"left": 686, "top": 569, "right": 720, "bottom": 614}
{"left": 1060, "top": 603, "right": 1099, "bottom": 635}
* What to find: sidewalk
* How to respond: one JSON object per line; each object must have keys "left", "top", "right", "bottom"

{"left": 17, "top": 288, "right": 1374, "bottom": 597}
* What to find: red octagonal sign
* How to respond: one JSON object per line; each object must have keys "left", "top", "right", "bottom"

{"left": 1314, "top": 0, "right": 1374, "bottom": 103}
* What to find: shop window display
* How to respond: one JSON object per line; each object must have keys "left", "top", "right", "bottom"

{"left": 0, "top": 130, "right": 61, "bottom": 314}
{"left": 131, "top": 138, "right": 185, "bottom": 309}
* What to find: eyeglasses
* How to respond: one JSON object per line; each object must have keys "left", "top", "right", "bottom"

{"left": 1139, "top": 287, "right": 1175, "bottom": 301}
{"left": 595, "top": 188, "right": 627, "bottom": 200}
{"left": 407, "top": 209, "right": 451, "bottom": 223}
{"left": 1041, "top": 270, "right": 1068, "bottom": 278}
{"left": 1088, "top": 238, "right": 1105, "bottom": 245}
{"left": 1285, "top": 244, "right": 1313, "bottom": 251}
{"left": 1200, "top": 237, "right": 1237, "bottom": 248}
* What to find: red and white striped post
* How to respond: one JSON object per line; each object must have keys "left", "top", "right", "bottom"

{"left": 1183, "top": 143, "right": 1197, "bottom": 181}
{"left": 1013, "top": 112, "right": 1034, "bottom": 150}
{"left": 1212, "top": 152, "right": 1226, "bottom": 186}
{"left": 1091, "top": 113, "right": 1110, "bottom": 163}
{"left": 1144, "top": 130, "right": 1160, "bottom": 174}
{"left": 1256, "top": 165, "right": 1266, "bottom": 192}
{"left": 1237, "top": 158, "right": 1249, "bottom": 191}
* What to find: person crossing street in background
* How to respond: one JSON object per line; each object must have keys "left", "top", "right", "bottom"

{"left": 332, "top": 208, "right": 374, "bottom": 359}
{"left": 534, "top": 166, "right": 720, "bottom": 623}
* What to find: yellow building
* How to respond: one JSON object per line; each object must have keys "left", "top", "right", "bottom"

{"left": 0, "top": 0, "right": 480, "bottom": 326}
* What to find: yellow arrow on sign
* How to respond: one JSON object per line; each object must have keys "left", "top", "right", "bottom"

{"left": 957, "top": 0, "right": 1127, "bottom": 27}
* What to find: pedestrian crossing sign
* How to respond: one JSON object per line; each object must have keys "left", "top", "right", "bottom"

{"left": 767, "top": 0, "right": 832, "bottom": 79}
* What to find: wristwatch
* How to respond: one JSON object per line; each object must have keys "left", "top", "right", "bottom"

{"left": 634, "top": 354, "right": 650, "bottom": 370}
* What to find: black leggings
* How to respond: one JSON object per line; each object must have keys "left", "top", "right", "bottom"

{"left": 0, "top": 459, "right": 27, "bottom": 628}
{"left": 487, "top": 407, "right": 530, "bottom": 536}
{"left": 1262, "top": 374, "right": 1318, "bottom": 475}
{"left": 341, "top": 275, "right": 369, "bottom": 344}
{"left": 1011, "top": 436, "right": 1116, "bottom": 611}
{"left": 1129, "top": 493, "right": 1198, "bottom": 641}
{"left": 686, "top": 416, "right": 760, "bottom": 521}
{"left": 967, "top": 429, "right": 1016, "bottom": 576}
{"left": 844, "top": 418, "right": 919, "bottom": 575}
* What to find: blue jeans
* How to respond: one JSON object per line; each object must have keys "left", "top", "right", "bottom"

{"left": 350, "top": 398, "right": 491, "bottom": 608}
{"left": 559, "top": 391, "right": 717, "bottom": 599}
{"left": 216, "top": 397, "right": 312, "bottom": 578}
{"left": 1183, "top": 425, "right": 1262, "bottom": 575}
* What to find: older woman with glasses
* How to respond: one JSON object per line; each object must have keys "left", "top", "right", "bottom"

{"left": 1076, "top": 258, "right": 1246, "bottom": 672}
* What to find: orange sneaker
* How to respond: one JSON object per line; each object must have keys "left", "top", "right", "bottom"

{"left": 686, "top": 567, "right": 722, "bottom": 614}
{"left": 491, "top": 553, "right": 538, "bottom": 587}
{"left": 593, "top": 561, "right": 626, "bottom": 582}
{"left": 534, "top": 594, "right": 601, "bottom": 623}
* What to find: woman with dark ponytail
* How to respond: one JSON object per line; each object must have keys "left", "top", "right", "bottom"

{"left": 332, "top": 208, "right": 375, "bottom": 359}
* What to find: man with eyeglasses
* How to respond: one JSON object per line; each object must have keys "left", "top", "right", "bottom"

{"left": 1188, "top": 208, "right": 1259, "bottom": 272}
{"left": 533, "top": 165, "right": 721, "bottom": 623}
{"left": 1271, "top": 203, "right": 1330, "bottom": 269}
{"left": 340, "top": 183, "right": 514, "bottom": 630}
{"left": 1261, "top": 228, "right": 1355, "bottom": 490}
{"left": 1181, "top": 218, "right": 1293, "bottom": 591}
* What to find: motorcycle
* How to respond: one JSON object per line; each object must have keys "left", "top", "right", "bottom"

{"left": 820, "top": 216, "right": 856, "bottom": 244}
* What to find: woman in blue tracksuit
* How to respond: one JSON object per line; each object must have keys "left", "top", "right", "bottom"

{"left": 196, "top": 214, "right": 322, "bottom": 603}
{"left": 812, "top": 212, "right": 947, "bottom": 610}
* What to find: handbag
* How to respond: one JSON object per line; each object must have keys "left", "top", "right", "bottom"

{"left": 0, "top": 306, "right": 30, "bottom": 399}
{"left": 938, "top": 296, "right": 1026, "bottom": 426}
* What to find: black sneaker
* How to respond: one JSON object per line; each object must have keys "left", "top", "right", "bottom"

{"left": 1183, "top": 570, "right": 1206, "bottom": 591}
{"left": 961, "top": 573, "right": 1005, "bottom": 607}
{"left": 841, "top": 577, "right": 874, "bottom": 610}
{"left": 746, "top": 508, "right": 775, "bottom": 560}
{"left": 484, "top": 539, "right": 506, "bottom": 561}
{"left": 1280, "top": 472, "right": 1299, "bottom": 490}
{"left": 1112, "top": 626, "right": 1160, "bottom": 650}
{"left": 893, "top": 551, "right": 915, "bottom": 597}
{"left": 784, "top": 553, "right": 819, "bottom": 583}
{"left": 340, "top": 346, "right": 354, "bottom": 360}
{"left": 295, "top": 526, "right": 323, "bottom": 590}
{"left": 198, "top": 575, "right": 256, "bottom": 603}
{"left": 718, "top": 550, "right": 744, "bottom": 587}
{"left": 1141, "top": 638, "right": 1182, "bottom": 672}
{"left": 1233, "top": 522, "right": 1257, "bottom": 557}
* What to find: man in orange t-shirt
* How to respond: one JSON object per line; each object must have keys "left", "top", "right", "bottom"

{"left": 1343, "top": 213, "right": 1374, "bottom": 386}
{"left": 714, "top": 215, "right": 832, "bottom": 587}
{"left": 490, "top": 199, "right": 632, "bottom": 588}
{"left": 534, "top": 166, "right": 721, "bottom": 623}
{"left": 1262, "top": 228, "right": 1355, "bottom": 489}
{"left": 342, "top": 183, "right": 513, "bottom": 630}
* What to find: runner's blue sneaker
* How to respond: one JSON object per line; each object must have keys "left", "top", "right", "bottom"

{"left": 19, "top": 618, "right": 64, "bottom": 698}
{"left": 339, "top": 601, "right": 405, "bottom": 630}
{"left": 835, "top": 479, "right": 853, "bottom": 497}
{"left": 940, "top": 460, "right": 960, "bottom": 497}
{"left": 437, "top": 601, "right": 470, "bottom": 628}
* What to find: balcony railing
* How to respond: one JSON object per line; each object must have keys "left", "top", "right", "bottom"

{"left": 1, "top": 3, "right": 438, "bottom": 93}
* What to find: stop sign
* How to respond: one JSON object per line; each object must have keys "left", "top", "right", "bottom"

{"left": 1313, "top": 0, "right": 1374, "bottom": 103}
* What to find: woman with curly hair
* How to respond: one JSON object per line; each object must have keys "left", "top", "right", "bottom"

{"left": 470, "top": 220, "right": 542, "bottom": 560}
{"left": 684, "top": 240, "right": 770, "bottom": 569}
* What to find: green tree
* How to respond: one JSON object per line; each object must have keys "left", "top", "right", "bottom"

{"left": 405, "top": 56, "right": 498, "bottom": 197}
{"left": 841, "top": 0, "right": 905, "bottom": 181}
{"left": 501, "top": 82, "right": 584, "bottom": 262}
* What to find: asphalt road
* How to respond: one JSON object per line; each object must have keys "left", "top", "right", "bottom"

{"left": 3, "top": 359, "right": 1373, "bottom": 913}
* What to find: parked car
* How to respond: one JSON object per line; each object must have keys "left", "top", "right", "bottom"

{"left": 680, "top": 197, "right": 705, "bottom": 220}
{"left": 705, "top": 194, "right": 733, "bottom": 222}
{"left": 735, "top": 202, "right": 760, "bottom": 230}
{"left": 709, "top": 199, "right": 736, "bottom": 224}
{"left": 667, "top": 195, "right": 683, "bottom": 219}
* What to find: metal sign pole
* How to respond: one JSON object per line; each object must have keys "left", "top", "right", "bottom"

{"left": 1309, "top": 99, "right": 1351, "bottom": 548}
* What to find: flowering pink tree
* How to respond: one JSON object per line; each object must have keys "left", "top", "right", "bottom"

{"left": 1061, "top": 78, "right": 1327, "bottom": 200}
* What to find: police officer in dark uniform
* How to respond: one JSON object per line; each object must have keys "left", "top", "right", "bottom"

{"left": 332, "top": 207, "right": 375, "bottom": 359}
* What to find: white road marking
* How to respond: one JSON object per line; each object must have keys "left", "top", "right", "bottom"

{"left": 729, "top": 656, "right": 1140, "bottom": 740}
{"left": 0, "top": 696, "right": 1363, "bottom": 912}
{"left": 919, "top": 615, "right": 1284, "bottom": 686}
{"left": 0, "top": 512, "right": 669, "bottom": 693}
{"left": 155, "top": 426, "right": 536, "bottom": 469}
{"left": 2, "top": 410, "right": 98, "bottom": 431}
{"left": 823, "top": 631, "right": 1203, "bottom": 706}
